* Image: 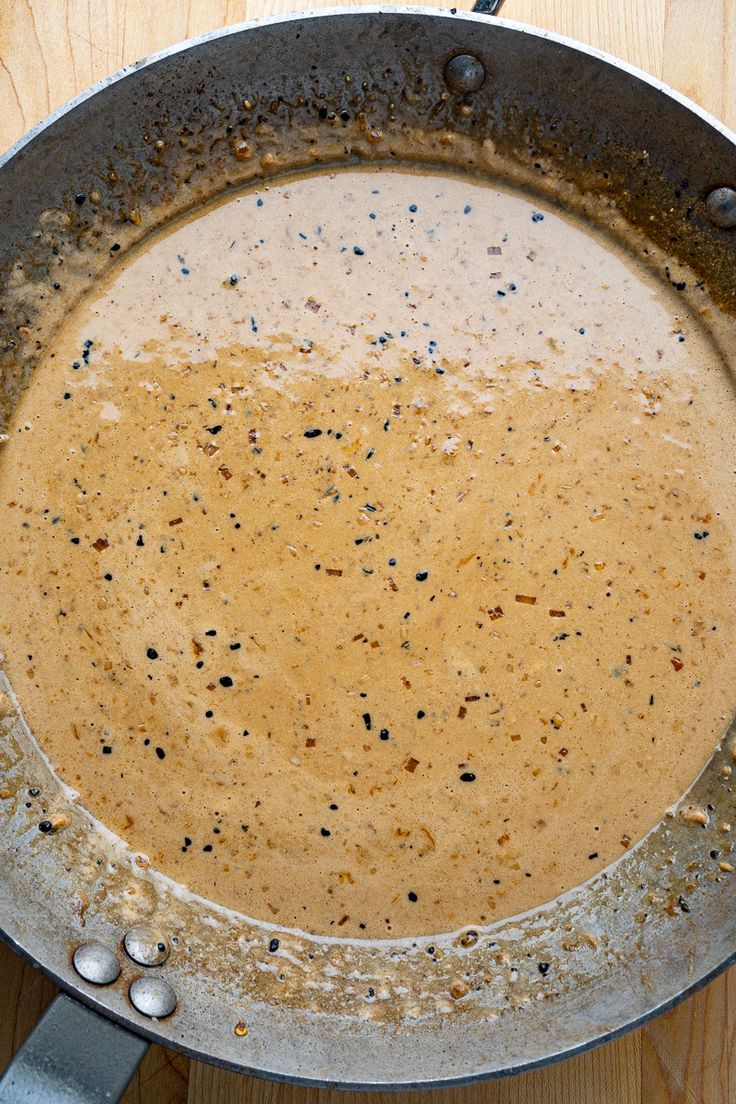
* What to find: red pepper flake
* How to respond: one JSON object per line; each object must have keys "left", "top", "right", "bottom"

{"left": 558, "top": 747, "right": 569, "bottom": 757}
{"left": 169, "top": 517, "right": 183, "bottom": 527}
{"left": 305, "top": 737, "right": 316, "bottom": 748}
{"left": 621, "top": 834, "right": 632, "bottom": 848}
{"left": 248, "top": 428, "right": 258, "bottom": 445}
{"left": 343, "top": 464, "right": 358, "bottom": 478}
{"left": 488, "top": 605, "right": 504, "bottom": 620}
{"left": 386, "top": 577, "right": 398, "bottom": 592}
{"left": 92, "top": 537, "right": 109, "bottom": 552}
{"left": 549, "top": 609, "right": 566, "bottom": 618}
{"left": 404, "top": 757, "right": 419, "bottom": 773}
{"left": 457, "top": 705, "right": 467, "bottom": 719}
{"left": 487, "top": 245, "right": 502, "bottom": 255}
{"left": 489, "top": 271, "right": 502, "bottom": 279}
{"left": 326, "top": 568, "right": 343, "bottom": 577}
{"left": 671, "top": 657, "right": 684, "bottom": 671}
{"left": 202, "top": 442, "right": 219, "bottom": 457}
{"left": 516, "top": 594, "right": 537, "bottom": 605}
{"left": 464, "top": 695, "right": 480, "bottom": 702}
{"left": 626, "top": 654, "right": 632, "bottom": 664}
{"left": 337, "top": 914, "right": 349, "bottom": 926}
{"left": 218, "top": 465, "right": 233, "bottom": 480}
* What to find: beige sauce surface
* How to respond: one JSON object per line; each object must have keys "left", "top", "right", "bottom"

{"left": 1, "top": 168, "right": 736, "bottom": 939}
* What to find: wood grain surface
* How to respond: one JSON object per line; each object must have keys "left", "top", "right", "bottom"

{"left": 0, "top": 2, "right": 734, "bottom": 1101}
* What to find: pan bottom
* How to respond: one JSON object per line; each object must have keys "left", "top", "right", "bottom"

{"left": 1, "top": 165, "right": 735, "bottom": 949}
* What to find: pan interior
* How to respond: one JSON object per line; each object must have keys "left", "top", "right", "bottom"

{"left": 1, "top": 163, "right": 735, "bottom": 951}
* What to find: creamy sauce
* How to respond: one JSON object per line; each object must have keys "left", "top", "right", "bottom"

{"left": 1, "top": 167, "right": 735, "bottom": 940}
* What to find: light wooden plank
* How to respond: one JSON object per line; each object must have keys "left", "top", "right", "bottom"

{"left": 664, "top": 0, "right": 727, "bottom": 117}
{"left": 498, "top": 1033, "right": 641, "bottom": 1104}
{"left": 119, "top": 1042, "right": 190, "bottom": 1104}
{"left": 497, "top": 0, "right": 666, "bottom": 74}
{"left": 642, "top": 970, "right": 735, "bottom": 1104}
{"left": 728, "top": 0, "right": 736, "bottom": 130}
{"left": 663, "top": 0, "right": 736, "bottom": 130}
{"left": 188, "top": 1032, "right": 641, "bottom": 1104}
{"left": 119, "top": 2, "right": 190, "bottom": 67}
{"left": 187, "top": 1068, "right": 510, "bottom": 1103}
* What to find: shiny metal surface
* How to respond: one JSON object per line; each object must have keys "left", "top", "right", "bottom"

{"left": 72, "top": 943, "right": 122, "bottom": 986}
{"left": 472, "top": 0, "right": 507, "bottom": 14}
{"left": 444, "top": 52, "right": 487, "bottom": 93}
{"left": 706, "top": 185, "right": 736, "bottom": 228}
{"left": 128, "top": 978, "right": 178, "bottom": 1019}
{"left": 123, "top": 926, "right": 171, "bottom": 968}
{"left": 0, "top": 994, "right": 148, "bottom": 1104}
{"left": 0, "top": 8, "right": 734, "bottom": 1089}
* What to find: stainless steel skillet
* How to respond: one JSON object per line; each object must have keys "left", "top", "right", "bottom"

{"left": 0, "top": 4, "right": 735, "bottom": 1100}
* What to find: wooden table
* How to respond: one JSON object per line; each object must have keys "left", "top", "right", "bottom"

{"left": 0, "top": 1, "right": 734, "bottom": 1101}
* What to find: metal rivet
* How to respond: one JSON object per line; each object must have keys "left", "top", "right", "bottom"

{"left": 705, "top": 187, "right": 736, "bottom": 229}
{"left": 123, "top": 924, "right": 171, "bottom": 967}
{"left": 128, "top": 976, "right": 177, "bottom": 1019}
{"left": 72, "top": 942, "right": 121, "bottom": 985}
{"left": 444, "top": 54, "right": 486, "bottom": 95}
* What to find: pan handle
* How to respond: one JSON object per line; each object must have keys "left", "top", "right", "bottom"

{"left": 472, "top": 0, "right": 506, "bottom": 13}
{"left": 0, "top": 993, "right": 148, "bottom": 1104}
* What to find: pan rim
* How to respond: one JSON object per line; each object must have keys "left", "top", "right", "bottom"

{"left": 1, "top": 6, "right": 735, "bottom": 1088}
{"left": 1, "top": 923, "right": 733, "bottom": 1090}
{"left": 2, "top": 5, "right": 736, "bottom": 175}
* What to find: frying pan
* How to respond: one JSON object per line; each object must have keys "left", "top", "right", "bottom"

{"left": 0, "top": 4, "right": 735, "bottom": 1100}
